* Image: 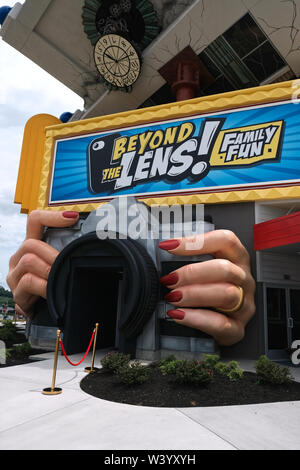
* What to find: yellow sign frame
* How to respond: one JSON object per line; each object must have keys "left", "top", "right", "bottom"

{"left": 15, "top": 79, "right": 300, "bottom": 214}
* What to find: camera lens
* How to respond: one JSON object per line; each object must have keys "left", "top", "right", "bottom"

{"left": 46, "top": 232, "right": 160, "bottom": 356}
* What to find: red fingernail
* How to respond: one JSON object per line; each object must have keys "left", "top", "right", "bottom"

{"left": 167, "top": 309, "right": 185, "bottom": 320}
{"left": 62, "top": 211, "right": 79, "bottom": 219}
{"left": 165, "top": 290, "right": 183, "bottom": 303}
{"left": 160, "top": 272, "right": 179, "bottom": 286}
{"left": 158, "top": 240, "right": 180, "bottom": 251}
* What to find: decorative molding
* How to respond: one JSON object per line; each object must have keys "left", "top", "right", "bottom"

{"left": 82, "top": 0, "right": 160, "bottom": 48}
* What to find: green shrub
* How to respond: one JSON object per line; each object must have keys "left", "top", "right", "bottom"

{"left": 255, "top": 355, "right": 292, "bottom": 385}
{"left": 214, "top": 362, "right": 228, "bottom": 375}
{"left": 202, "top": 354, "right": 220, "bottom": 369}
{"left": 159, "top": 359, "right": 184, "bottom": 376}
{"left": 100, "top": 351, "right": 131, "bottom": 373}
{"left": 0, "top": 320, "right": 17, "bottom": 343}
{"left": 176, "top": 361, "right": 212, "bottom": 385}
{"left": 2, "top": 320, "right": 16, "bottom": 330}
{"left": 5, "top": 348, "right": 11, "bottom": 360}
{"left": 227, "top": 368, "right": 244, "bottom": 382}
{"left": 11, "top": 342, "right": 32, "bottom": 357}
{"left": 160, "top": 359, "right": 212, "bottom": 385}
{"left": 116, "top": 361, "right": 150, "bottom": 385}
{"left": 215, "top": 360, "right": 244, "bottom": 381}
{"left": 157, "top": 354, "right": 177, "bottom": 368}
{"left": 227, "top": 360, "right": 239, "bottom": 369}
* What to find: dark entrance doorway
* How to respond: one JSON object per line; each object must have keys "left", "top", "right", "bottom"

{"left": 265, "top": 285, "right": 300, "bottom": 359}
{"left": 62, "top": 265, "right": 121, "bottom": 355}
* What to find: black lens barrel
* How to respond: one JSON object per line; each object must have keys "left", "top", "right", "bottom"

{"left": 47, "top": 232, "right": 160, "bottom": 342}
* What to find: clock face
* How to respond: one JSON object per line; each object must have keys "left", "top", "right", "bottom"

{"left": 94, "top": 34, "right": 141, "bottom": 89}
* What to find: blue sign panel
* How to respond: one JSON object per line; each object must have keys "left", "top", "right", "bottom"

{"left": 49, "top": 100, "right": 300, "bottom": 204}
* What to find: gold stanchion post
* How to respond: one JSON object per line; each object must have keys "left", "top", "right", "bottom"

{"left": 84, "top": 323, "right": 100, "bottom": 373}
{"left": 42, "top": 330, "right": 62, "bottom": 395}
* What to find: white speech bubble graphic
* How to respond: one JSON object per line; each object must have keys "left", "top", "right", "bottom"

{"left": 93, "top": 140, "right": 105, "bottom": 151}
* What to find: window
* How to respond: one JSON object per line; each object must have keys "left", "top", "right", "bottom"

{"left": 139, "top": 13, "right": 292, "bottom": 107}
{"left": 223, "top": 14, "right": 266, "bottom": 58}
{"left": 243, "top": 41, "right": 286, "bottom": 82}
{"left": 199, "top": 13, "right": 287, "bottom": 96}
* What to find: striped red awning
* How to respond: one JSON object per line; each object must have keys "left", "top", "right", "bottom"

{"left": 254, "top": 211, "right": 300, "bottom": 251}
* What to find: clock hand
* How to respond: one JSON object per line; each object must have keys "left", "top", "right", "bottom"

{"left": 118, "top": 52, "right": 129, "bottom": 62}
{"left": 104, "top": 52, "right": 117, "bottom": 62}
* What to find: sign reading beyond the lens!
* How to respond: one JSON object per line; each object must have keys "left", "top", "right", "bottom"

{"left": 86, "top": 119, "right": 284, "bottom": 195}
{"left": 49, "top": 99, "right": 294, "bottom": 205}
{"left": 14, "top": 82, "right": 300, "bottom": 214}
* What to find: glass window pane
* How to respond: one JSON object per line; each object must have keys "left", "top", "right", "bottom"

{"left": 224, "top": 14, "right": 266, "bottom": 58}
{"left": 267, "top": 288, "right": 286, "bottom": 322}
{"left": 198, "top": 51, "right": 221, "bottom": 79}
{"left": 290, "top": 290, "right": 300, "bottom": 322}
{"left": 243, "top": 42, "right": 285, "bottom": 82}
{"left": 267, "top": 288, "right": 288, "bottom": 350}
{"left": 205, "top": 36, "right": 257, "bottom": 89}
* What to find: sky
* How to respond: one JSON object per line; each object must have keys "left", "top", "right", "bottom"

{"left": 0, "top": 0, "right": 84, "bottom": 288}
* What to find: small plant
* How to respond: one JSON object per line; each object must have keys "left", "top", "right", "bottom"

{"left": 5, "top": 348, "right": 11, "bottom": 361}
{"left": 214, "top": 362, "right": 228, "bottom": 375}
{"left": 157, "top": 354, "right": 177, "bottom": 368}
{"left": 214, "top": 360, "right": 244, "bottom": 381}
{"left": 0, "top": 320, "right": 17, "bottom": 344}
{"left": 11, "top": 342, "right": 32, "bottom": 358}
{"left": 2, "top": 320, "right": 16, "bottom": 331}
{"left": 160, "top": 359, "right": 212, "bottom": 385}
{"left": 100, "top": 351, "right": 131, "bottom": 373}
{"left": 227, "top": 368, "right": 244, "bottom": 382}
{"left": 202, "top": 354, "right": 220, "bottom": 369}
{"left": 227, "top": 360, "right": 240, "bottom": 371}
{"left": 116, "top": 361, "right": 150, "bottom": 385}
{"left": 255, "top": 355, "right": 293, "bottom": 385}
{"left": 159, "top": 358, "right": 184, "bottom": 376}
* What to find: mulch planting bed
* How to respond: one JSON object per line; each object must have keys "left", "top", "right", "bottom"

{"left": 80, "top": 366, "right": 300, "bottom": 408}
{"left": 0, "top": 354, "right": 45, "bottom": 368}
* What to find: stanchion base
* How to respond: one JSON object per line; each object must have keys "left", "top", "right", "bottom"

{"left": 84, "top": 367, "right": 100, "bottom": 373}
{"left": 42, "top": 387, "right": 62, "bottom": 395}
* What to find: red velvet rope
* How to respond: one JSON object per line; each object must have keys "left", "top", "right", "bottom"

{"left": 59, "top": 331, "right": 95, "bottom": 366}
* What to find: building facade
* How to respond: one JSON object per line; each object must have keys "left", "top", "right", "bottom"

{"left": 2, "top": 0, "right": 300, "bottom": 360}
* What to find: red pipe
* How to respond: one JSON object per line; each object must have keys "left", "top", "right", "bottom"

{"left": 172, "top": 61, "right": 200, "bottom": 101}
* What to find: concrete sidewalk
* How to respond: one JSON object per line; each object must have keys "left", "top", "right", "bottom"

{"left": 0, "top": 352, "right": 300, "bottom": 450}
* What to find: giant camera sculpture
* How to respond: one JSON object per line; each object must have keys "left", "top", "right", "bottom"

{"left": 29, "top": 197, "right": 216, "bottom": 360}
